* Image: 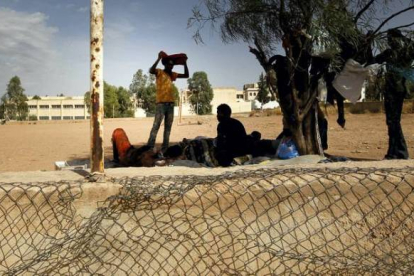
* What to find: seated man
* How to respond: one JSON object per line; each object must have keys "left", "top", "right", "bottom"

{"left": 214, "top": 104, "right": 249, "bottom": 166}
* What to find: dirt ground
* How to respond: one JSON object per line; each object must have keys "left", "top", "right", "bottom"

{"left": 0, "top": 113, "right": 413, "bottom": 172}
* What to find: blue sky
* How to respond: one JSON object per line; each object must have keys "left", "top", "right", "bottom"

{"left": 0, "top": 0, "right": 264, "bottom": 96}
{"left": 0, "top": 0, "right": 412, "bottom": 97}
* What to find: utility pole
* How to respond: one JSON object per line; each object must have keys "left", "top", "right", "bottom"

{"left": 179, "top": 90, "right": 183, "bottom": 124}
{"left": 90, "top": 0, "right": 105, "bottom": 174}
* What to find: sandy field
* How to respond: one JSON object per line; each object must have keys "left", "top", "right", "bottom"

{"left": 0, "top": 113, "right": 413, "bottom": 172}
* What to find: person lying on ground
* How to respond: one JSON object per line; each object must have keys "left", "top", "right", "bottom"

{"left": 113, "top": 128, "right": 157, "bottom": 167}
{"left": 112, "top": 126, "right": 278, "bottom": 168}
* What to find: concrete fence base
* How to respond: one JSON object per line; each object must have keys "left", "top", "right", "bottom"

{"left": 1, "top": 160, "right": 414, "bottom": 275}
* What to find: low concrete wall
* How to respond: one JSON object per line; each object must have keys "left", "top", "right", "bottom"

{"left": 1, "top": 160, "right": 414, "bottom": 275}
{"left": 323, "top": 100, "right": 414, "bottom": 114}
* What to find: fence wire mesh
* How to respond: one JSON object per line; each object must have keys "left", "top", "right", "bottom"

{"left": 1, "top": 166, "right": 414, "bottom": 275}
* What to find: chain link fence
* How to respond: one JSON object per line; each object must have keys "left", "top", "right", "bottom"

{"left": 1, "top": 166, "right": 414, "bottom": 275}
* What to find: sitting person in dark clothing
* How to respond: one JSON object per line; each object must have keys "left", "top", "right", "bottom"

{"left": 214, "top": 104, "right": 249, "bottom": 166}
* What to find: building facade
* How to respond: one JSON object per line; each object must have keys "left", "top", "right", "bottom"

{"left": 243, "top": 83, "right": 260, "bottom": 101}
{"left": 27, "top": 96, "right": 89, "bottom": 121}
{"left": 181, "top": 87, "right": 252, "bottom": 115}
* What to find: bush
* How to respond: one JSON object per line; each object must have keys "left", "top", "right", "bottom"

{"left": 29, "top": 115, "right": 38, "bottom": 121}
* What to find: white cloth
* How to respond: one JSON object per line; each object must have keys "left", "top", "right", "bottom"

{"left": 317, "top": 79, "right": 327, "bottom": 103}
{"left": 333, "top": 59, "right": 369, "bottom": 104}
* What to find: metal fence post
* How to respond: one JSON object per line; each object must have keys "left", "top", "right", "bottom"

{"left": 90, "top": 0, "right": 104, "bottom": 174}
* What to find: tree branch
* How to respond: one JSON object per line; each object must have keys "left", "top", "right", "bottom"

{"left": 249, "top": 37, "right": 271, "bottom": 71}
{"left": 373, "top": 5, "right": 414, "bottom": 35}
{"left": 376, "top": 21, "right": 414, "bottom": 36}
{"left": 354, "top": 0, "right": 377, "bottom": 23}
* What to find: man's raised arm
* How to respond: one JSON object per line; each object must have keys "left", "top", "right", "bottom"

{"left": 149, "top": 51, "right": 165, "bottom": 75}
{"left": 177, "top": 61, "right": 189, "bottom": 78}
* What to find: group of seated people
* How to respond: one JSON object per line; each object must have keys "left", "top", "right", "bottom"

{"left": 112, "top": 104, "right": 285, "bottom": 168}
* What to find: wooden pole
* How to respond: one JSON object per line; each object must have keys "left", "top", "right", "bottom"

{"left": 179, "top": 90, "right": 183, "bottom": 124}
{"left": 90, "top": 0, "right": 104, "bottom": 174}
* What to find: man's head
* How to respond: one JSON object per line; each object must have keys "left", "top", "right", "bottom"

{"left": 162, "top": 58, "right": 174, "bottom": 72}
{"left": 217, "top": 104, "right": 232, "bottom": 122}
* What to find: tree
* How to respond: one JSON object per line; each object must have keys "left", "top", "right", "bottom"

{"left": 256, "top": 72, "right": 270, "bottom": 107}
{"left": 190, "top": 0, "right": 414, "bottom": 155}
{"left": 32, "top": 95, "right": 42, "bottom": 100}
{"left": 104, "top": 82, "right": 120, "bottom": 118}
{"left": 84, "top": 82, "right": 134, "bottom": 118}
{"left": 84, "top": 91, "right": 91, "bottom": 114}
{"left": 130, "top": 69, "right": 157, "bottom": 114}
{"left": 0, "top": 76, "right": 29, "bottom": 121}
{"left": 187, "top": 71, "right": 214, "bottom": 115}
{"left": 117, "top": 86, "right": 134, "bottom": 117}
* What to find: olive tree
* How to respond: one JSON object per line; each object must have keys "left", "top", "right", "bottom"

{"left": 190, "top": 0, "right": 414, "bottom": 155}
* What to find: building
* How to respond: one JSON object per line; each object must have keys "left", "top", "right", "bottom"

{"left": 27, "top": 96, "right": 89, "bottom": 121}
{"left": 243, "top": 83, "right": 260, "bottom": 101}
{"left": 181, "top": 87, "right": 252, "bottom": 115}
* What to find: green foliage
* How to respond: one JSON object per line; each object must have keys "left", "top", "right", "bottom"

{"left": 84, "top": 82, "right": 134, "bottom": 118}
{"left": 0, "top": 76, "right": 29, "bottom": 121}
{"left": 130, "top": 69, "right": 157, "bottom": 114}
{"left": 84, "top": 91, "right": 91, "bottom": 114}
{"left": 104, "top": 82, "right": 120, "bottom": 118}
{"left": 29, "top": 115, "right": 38, "bottom": 121}
{"left": 32, "top": 95, "right": 41, "bottom": 100}
{"left": 117, "top": 86, "right": 134, "bottom": 117}
{"left": 256, "top": 72, "right": 270, "bottom": 106}
{"left": 187, "top": 71, "right": 213, "bottom": 115}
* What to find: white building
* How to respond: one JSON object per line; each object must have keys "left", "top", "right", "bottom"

{"left": 180, "top": 87, "right": 252, "bottom": 115}
{"left": 243, "top": 83, "right": 260, "bottom": 101}
{"left": 27, "top": 96, "right": 89, "bottom": 121}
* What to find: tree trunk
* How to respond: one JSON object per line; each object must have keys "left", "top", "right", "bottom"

{"left": 250, "top": 33, "right": 324, "bottom": 156}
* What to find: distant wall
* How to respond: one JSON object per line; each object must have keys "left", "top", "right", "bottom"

{"left": 320, "top": 100, "right": 414, "bottom": 115}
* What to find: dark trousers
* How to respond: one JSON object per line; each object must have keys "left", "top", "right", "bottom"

{"left": 384, "top": 84, "right": 409, "bottom": 159}
{"left": 147, "top": 103, "right": 174, "bottom": 152}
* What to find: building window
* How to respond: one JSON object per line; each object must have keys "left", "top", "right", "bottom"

{"left": 51, "top": 105, "right": 60, "bottom": 109}
{"left": 74, "top": 116, "right": 85, "bottom": 120}
{"left": 250, "top": 93, "right": 252, "bottom": 96}
{"left": 29, "top": 105, "right": 37, "bottom": 109}
{"left": 39, "top": 116, "right": 49, "bottom": 120}
{"left": 63, "top": 116, "right": 73, "bottom": 120}
{"left": 63, "top": 105, "right": 73, "bottom": 109}
{"left": 51, "top": 116, "right": 61, "bottom": 120}
{"left": 75, "top": 105, "right": 85, "bottom": 109}
{"left": 39, "top": 105, "right": 49, "bottom": 109}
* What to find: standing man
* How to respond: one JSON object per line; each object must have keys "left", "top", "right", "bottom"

{"left": 147, "top": 51, "right": 189, "bottom": 153}
{"left": 374, "top": 29, "right": 414, "bottom": 159}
